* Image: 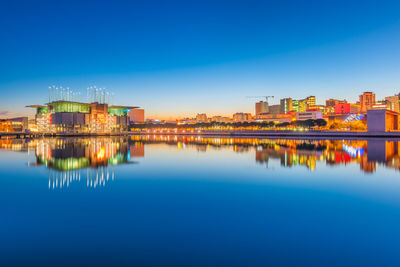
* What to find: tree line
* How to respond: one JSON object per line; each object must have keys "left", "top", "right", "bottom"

{"left": 130, "top": 119, "right": 327, "bottom": 130}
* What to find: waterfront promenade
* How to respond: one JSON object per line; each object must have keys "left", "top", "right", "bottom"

{"left": 2, "top": 130, "right": 400, "bottom": 138}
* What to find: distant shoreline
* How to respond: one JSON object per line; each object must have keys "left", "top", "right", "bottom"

{"left": 2, "top": 130, "right": 400, "bottom": 139}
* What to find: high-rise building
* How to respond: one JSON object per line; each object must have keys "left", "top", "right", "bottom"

{"left": 334, "top": 103, "right": 361, "bottom": 114}
{"left": 385, "top": 95, "right": 400, "bottom": 113}
{"left": 359, "top": 92, "right": 376, "bottom": 112}
{"left": 268, "top": 104, "right": 281, "bottom": 115}
{"left": 326, "top": 99, "right": 347, "bottom": 114}
{"left": 294, "top": 96, "right": 316, "bottom": 113}
{"left": 292, "top": 100, "right": 299, "bottom": 112}
{"left": 306, "top": 96, "right": 316, "bottom": 108}
{"left": 280, "top": 98, "right": 292, "bottom": 114}
{"left": 255, "top": 101, "right": 269, "bottom": 116}
{"left": 298, "top": 99, "right": 308, "bottom": 112}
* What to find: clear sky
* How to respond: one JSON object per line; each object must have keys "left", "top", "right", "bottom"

{"left": 1, "top": 0, "right": 400, "bottom": 120}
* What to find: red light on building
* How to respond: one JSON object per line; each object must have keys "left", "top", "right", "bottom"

{"left": 335, "top": 103, "right": 351, "bottom": 114}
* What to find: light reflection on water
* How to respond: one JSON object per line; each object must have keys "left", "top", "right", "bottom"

{"left": 1, "top": 136, "right": 400, "bottom": 265}
{"left": 1, "top": 136, "right": 400, "bottom": 190}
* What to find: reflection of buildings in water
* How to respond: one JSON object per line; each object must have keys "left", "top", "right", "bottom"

{"left": 0, "top": 138, "right": 37, "bottom": 152}
{"left": 256, "top": 146, "right": 318, "bottom": 171}
{"left": 234, "top": 145, "right": 250, "bottom": 153}
{"left": 367, "top": 140, "right": 400, "bottom": 163}
{"left": 1, "top": 136, "right": 400, "bottom": 177}
{"left": 32, "top": 137, "right": 139, "bottom": 189}
{"left": 360, "top": 155, "right": 376, "bottom": 173}
{"left": 130, "top": 142, "right": 145, "bottom": 157}
{"left": 196, "top": 145, "right": 208, "bottom": 152}
{"left": 35, "top": 138, "right": 133, "bottom": 171}
{"left": 367, "top": 140, "right": 400, "bottom": 171}
{"left": 48, "top": 166, "right": 115, "bottom": 189}
{"left": 130, "top": 135, "right": 400, "bottom": 173}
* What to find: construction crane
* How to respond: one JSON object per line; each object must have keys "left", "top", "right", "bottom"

{"left": 246, "top": 96, "right": 275, "bottom": 104}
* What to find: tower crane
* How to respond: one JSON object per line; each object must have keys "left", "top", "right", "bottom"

{"left": 246, "top": 96, "right": 275, "bottom": 104}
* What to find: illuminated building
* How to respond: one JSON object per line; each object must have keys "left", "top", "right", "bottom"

{"left": 196, "top": 113, "right": 208, "bottom": 122}
{"left": 385, "top": 95, "right": 400, "bottom": 113}
{"left": 280, "top": 98, "right": 292, "bottom": 114}
{"left": 367, "top": 109, "right": 400, "bottom": 132}
{"left": 0, "top": 117, "right": 28, "bottom": 132}
{"left": 359, "top": 92, "right": 376, "bottom": 112}
{"left": 372, "top": 100, "right": 389, "bottom": 110}
{"left": 233, "top": 113, "right": 252, "bottom": 121}
{"left": 326, "top": 99, "right": 347, "bottom": 113}
{"left": 305, "top": 96, "right": 316, "bottom": 108}
{"left": 256, "top": 113, "right": 293, "bottom": 123}
{"left": 27, "top": 91, "right": 139, "bottom": 133}
{"left": 326, "top": 99, "right": 347, "bottom": 114}
{"left": 129, "top": 109, "right": 145, "bottom": 122}
{"left": 298, "top": 99, "right": 307, "bottom": 112}
{"left": 255, "top": 101, "right": 269, "bottom": 116}
{"left": 292, "top": 100, "right": 299, "bottom": 112}
{"left": 307, "top": 105, "right": 326, "bottom": 114}
{"left": 211, "top": 116, "right": 230, "bottom": 122}
{"left": 334, "top": 103, "right": 360, "bottom": 114}
{"left": 292, "top": 96, "right": 316, "bottom": 113}
{"left": 268, "top": 104, "right": 281, "bottom": 115}
{"left": 296, "top": 111, "right": 322, "bottom": 120}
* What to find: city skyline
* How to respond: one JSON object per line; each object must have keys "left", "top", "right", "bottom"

{"left": 7, "top": 88, "right": 400, "bottom": 121}
{"left": 1, "top": 0, "right": 400, "bottom": 120}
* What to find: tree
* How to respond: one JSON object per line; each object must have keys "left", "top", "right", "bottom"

{"left": 315, "top": 119, "right": 327, "bottom": 127}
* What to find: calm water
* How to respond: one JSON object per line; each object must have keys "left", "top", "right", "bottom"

{"left": 1, "top": 136, "right": 400, "bottom": 265}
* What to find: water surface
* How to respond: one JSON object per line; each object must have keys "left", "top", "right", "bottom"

{"left": 1, "top": 136, "right": 400, "bottom": 265}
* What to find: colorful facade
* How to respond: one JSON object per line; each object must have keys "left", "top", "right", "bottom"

{"left": 27, "top": 101, "right": 138, "bottom": 133}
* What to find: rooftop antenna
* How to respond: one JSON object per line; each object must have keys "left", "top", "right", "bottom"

{"left": 60, "top": 86, "right": 64, "bottom": 101}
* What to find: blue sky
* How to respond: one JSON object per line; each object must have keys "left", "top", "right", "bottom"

{"left": 1, "top": 0, "right": 400, "bottom": 119}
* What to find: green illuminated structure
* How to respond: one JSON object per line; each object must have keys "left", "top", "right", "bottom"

{"left": 108, "top": 106, "right": 130, "bottom": 116}
{"left": 48, "top": 101, "right": 91, "bottom": 113}
{"left": 27, "top": 98, "right": 139, "bottom": 133}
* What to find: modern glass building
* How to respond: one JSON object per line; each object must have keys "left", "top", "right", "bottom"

{"left": 27, "top": 100, "right": 138, "bottom": 134}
